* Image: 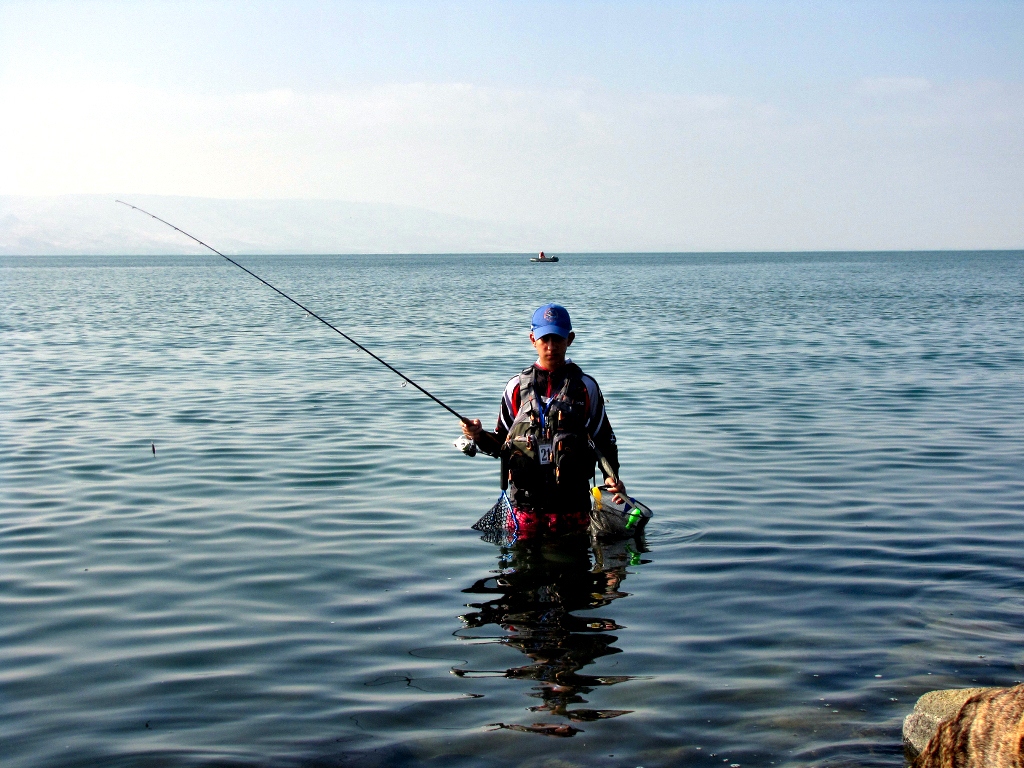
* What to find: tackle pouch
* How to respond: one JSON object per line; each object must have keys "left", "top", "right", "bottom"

{"left": 552, "top": 430, "right": 594, "bottom": 484}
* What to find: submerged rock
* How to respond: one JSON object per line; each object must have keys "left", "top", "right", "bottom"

{"left": 904, "top": 684, "right": 1024, "bottom": 766}
{"left": 903, "top": 687, "right": 993, "bottom": 757}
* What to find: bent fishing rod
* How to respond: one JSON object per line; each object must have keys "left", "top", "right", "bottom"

{"left": 116, "top": 200, "right": 469, "bottom": 423}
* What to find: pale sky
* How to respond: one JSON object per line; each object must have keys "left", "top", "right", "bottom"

{"left": 2, "top": 0, "right": 1022, "bottom": 250}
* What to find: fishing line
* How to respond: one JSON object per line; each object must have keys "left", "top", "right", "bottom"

{"left": 116, "top": 200, "right": 469, "bottom": 423}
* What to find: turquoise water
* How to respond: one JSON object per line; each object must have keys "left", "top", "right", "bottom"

{"left": 2, "top": 251, "right": 1023, "bottom": 768}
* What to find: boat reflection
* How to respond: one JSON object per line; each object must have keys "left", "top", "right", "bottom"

{"left": 455, "top": 535, "right": 649, "bottom": 736}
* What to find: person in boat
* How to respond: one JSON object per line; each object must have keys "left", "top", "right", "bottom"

{"left": 461, "top": 303, "right": 627, "bottom": 537}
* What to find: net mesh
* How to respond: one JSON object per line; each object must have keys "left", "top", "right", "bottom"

{"left": 471, "top": 487, "right": 652, "bottom": 545}
{"left": 471, "top": 492, "right": 515, "bottom": 545}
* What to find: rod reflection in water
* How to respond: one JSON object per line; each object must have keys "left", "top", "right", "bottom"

{"left": 455, "top": 536, "right": 650, "bottom": 736}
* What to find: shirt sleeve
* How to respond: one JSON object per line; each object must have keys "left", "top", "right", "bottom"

{"left": 496, "top": 376, "right": 520, "bottom": 438}
{"left": 583, "top": 375, "right": 620, "bottom": 477}
{"left": 475, "top": 376, "right": 519, "bottom": 458}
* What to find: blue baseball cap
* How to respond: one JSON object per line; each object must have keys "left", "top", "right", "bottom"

{"left": 531, "top": 303, "right": 572, "bottom": 339}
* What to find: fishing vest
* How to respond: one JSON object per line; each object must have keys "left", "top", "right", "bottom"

{"left": 500, "top": 363, "right": 596, "bottom": 503}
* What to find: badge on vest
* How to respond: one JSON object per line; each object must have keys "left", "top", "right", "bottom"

{"left": 538, "top": 444, "right": 553, "bottom": 465}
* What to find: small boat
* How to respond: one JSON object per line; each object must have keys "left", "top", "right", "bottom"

{"left": 530, "top": 251, "right": 559, "bottom": 263}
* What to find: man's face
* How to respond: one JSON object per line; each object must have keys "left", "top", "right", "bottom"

{"left": 530, "top": 331, "right": 575, "bottom": 370}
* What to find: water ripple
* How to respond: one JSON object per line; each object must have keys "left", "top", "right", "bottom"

{"left": 2, "top": 251, "right": 1023, "bottom": 767}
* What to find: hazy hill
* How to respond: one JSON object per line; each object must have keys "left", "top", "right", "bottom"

{"left": 0, "top": 195, "right": 536, "bottom": 255}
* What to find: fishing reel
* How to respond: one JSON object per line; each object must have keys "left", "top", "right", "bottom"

{"left": 453, "top": 435, "right": 478, "bottom": 457}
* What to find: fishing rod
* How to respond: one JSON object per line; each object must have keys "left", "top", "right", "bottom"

{"left": 116, "top": 200, "right": 469, "bottom": 423}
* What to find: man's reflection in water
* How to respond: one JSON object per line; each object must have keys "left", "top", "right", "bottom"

{"left": 455, "top": 535, "right": 649, "bottom": 737}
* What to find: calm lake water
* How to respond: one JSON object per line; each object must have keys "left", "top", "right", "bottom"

{"left": 3, "top": 251, "right": 1024, "bottom": 768}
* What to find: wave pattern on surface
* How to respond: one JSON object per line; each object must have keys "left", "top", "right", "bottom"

{"left": 2, "top": 251, "right": 1023, "bottom": 767}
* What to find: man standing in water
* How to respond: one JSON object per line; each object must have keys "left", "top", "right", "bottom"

{"left": 461, "top": 304, "right": 626, "bottom": 537}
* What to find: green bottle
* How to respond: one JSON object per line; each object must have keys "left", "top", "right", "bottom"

{"left": 624, "top": 501, "right": 642, "bottom": 530}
